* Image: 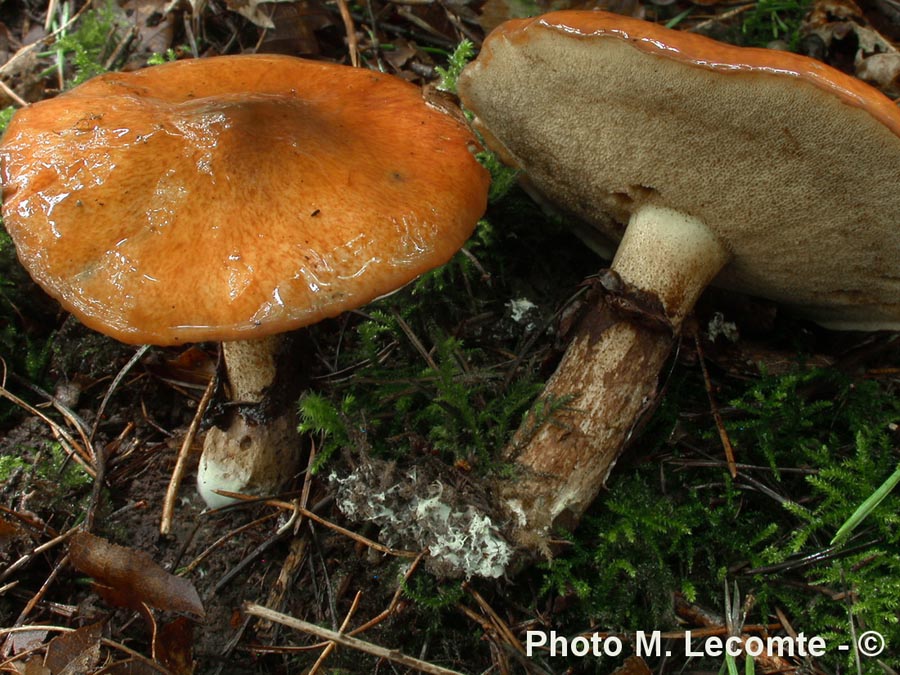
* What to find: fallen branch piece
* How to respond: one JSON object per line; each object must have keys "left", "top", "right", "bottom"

{"left": 242, "top": 602, "right": 467, "bottom": 675}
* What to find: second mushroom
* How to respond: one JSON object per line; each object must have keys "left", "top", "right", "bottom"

{"left": 458, "top": 11, "right": 900, "bottom": 544}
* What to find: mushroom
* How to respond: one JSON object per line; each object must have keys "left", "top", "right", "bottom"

{"left": 457, "top": 11, "right": 900, "bottom": 544}
{"left": 1, "top": 54, "right": 490, "bottom": 508}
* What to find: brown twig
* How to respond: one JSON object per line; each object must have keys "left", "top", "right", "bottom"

{"left": 0, "top": 79, "right": 28, "bottom": 107}
{"left": 179, "top": 512, "right": 280, "bottom": 576}
{"left": 392, "top": 307, "right": 438, "bottom": 371}
{"left": 686, "top": 3, "right": 755, "bottom": 33}
{"left": 335, "top": 0, "right": 360, "bottom": 67}
{"left": 308, "top": 591, "right": 362, "bottom": 675}
{"left": 91, "top": 345, "right": 150, "bottom": 442}
{"left": 692, "top": 327, "right": 738, "bottom": 478}
{"left": 243, "top": 602, "right": 468, "bottom": 675}
{"left": 248, "top": 551, "right": 426, "bottom": 656}
{"left": 160, "top": 369, "right": 217, "bottom": 535}
{"left": 0, "top": 526, "right": 77, "bottom": 585}
{"left": 227, "top": 494, "right": 419, "bottom": 559}
{"left": 350, "top": 550, "right": 425, "bottom": 634}
{"left": 99, "top": 638, "right": 175, "bottom": 675}
{"left": 3, "top": 553, "right": 70, "bottom": 656}
{"left": 257, "top": 443, "right": 319, "bottom": 635}
{"left": 463, "top": 582, "right": 526, "bottom": 655}
{"left": 0, "top": 360, "right": 95, "bottom": 477}
{"left": 0, "top": 0, "right": 95, "bottom": 86}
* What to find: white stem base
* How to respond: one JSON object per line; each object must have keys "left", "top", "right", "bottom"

{"left": 198, "top": 412, "right": 300, "bottom": 509}
{"left": 197, "top": 335, "right": 300, "bottom": 508}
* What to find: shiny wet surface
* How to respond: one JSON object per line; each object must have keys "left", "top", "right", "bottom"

{"left": 0, "top": 55, "right": 489, "bottom": 344}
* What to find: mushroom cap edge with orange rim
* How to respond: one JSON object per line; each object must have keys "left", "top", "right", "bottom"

{"left": 457, "top": 10, "right": 900, "bottom": 331}
{"left": 0, "top": 54, "right": 490, "bottom": 345}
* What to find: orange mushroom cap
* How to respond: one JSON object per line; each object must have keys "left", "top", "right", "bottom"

{"left": 458, "top": 11, "right": 900, "bottom": 330}
{"left": 1, "top": 55, "right": 489, "bottom": 345}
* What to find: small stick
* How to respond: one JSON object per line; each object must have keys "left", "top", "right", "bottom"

{"left": 243, "top": 602, "right": 467, "bottom": 675}
{"left": 0, "top": 527, "right": 77, "bottom": 584}
{"left": 686, "top": 4, "right": 755, "bottom": 33}
{"left": 100, "top": 638, "right": 175, "bottom": 675}
{"left": 350, "top": 551, "right": 425, "bottom": 635}
{"left": 0, "top": 361, "right": 95, "bottom": 476}
{"left": 463, "top": 582, "right": 525, "bottom": 655}
{"left": 392, "top": 308, "right": 438, "bottom": 371}
{"left": 249, "top": 551, "right": 424, "bottom": 654}
{"left": 8, "top": 554, "right": 69, "bottom": 637}
{"left": 91, "top": 345, "right": 150, "bottom": 441}
{"left": 225, "top": 494, "right": 419, "bottom": 559}
{"left": 335, "top": 0, "right": 360, "bottom": 67}
{"left": 692, "top": 328, "right": 737, "bottom": 478}
{"left": 0, "top": 1, "right": 92, "bottom": 81}
{"left": 0, "top": 79, "right": 27, "bottom": 107}
{"left": 160, "top": 371, "right": 217, "bottom": 534}
{"left": 308, "top": 591, "right": 362, "bottom": 675}
{"left": 180, "top": 512, "right": 280, "bottom": 576}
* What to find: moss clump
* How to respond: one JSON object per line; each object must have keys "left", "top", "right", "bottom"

{"left": 436, "top": 40, "right": 475, "bottom": 94}
{"left": 1, "top": 442, "right": 93, "bottom": 515}
{"left": 737, "top": 0, "right": 812, "bottom": 48}
{"left": 298, "top": 244, "right": 548, "bottom": 471}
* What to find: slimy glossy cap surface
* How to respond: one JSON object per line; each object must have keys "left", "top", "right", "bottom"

{"left": 458, "top": 11, "right": 900, "bottom": 330}
{"left": 1, "top": 55, "right": 489, "bottom": 344}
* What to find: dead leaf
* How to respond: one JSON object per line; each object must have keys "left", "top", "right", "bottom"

{"left": 6, "top": 629, "right": 50, "bottom": 656}
{"left": 22, "top": 657, "right": 52, "bottom": 675}
{"left": 68, "top": 532, "right": 204, "bottom": 618}
{"left": 144, "top": 345, "right": 215, "bottom": 387}
{"left": 0, "top": 516, "right": 23, "bottom": 538}
{"left": 43, "top": 622, "right": 103, "bottom": 675}
{"left": 802, "top": 0, "right": 899, "bottom": 80}
{"left": 121, "top": 0, "right": 177, "bottom": 60}
{"left": 382, "top": 38, "right": 417, "bottom": 72}
{"left": 856, "top": 52, "right": 900, "bottom": 96}
{"left": 259, "top": 0, "right": 333, "bottom": 56}
{"left": 224, "top": 0, "right": 298, "bottom": 29}
{"left": 154, "top": 617, "right": 195, "bottom": 675}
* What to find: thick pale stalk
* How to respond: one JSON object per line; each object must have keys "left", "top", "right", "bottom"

{"left": 501, "top": 205, "right": 730, "bottom": 544}
{"left": 222, "top": 335, "right": 281, "bottom": 403}
{"left": 198, "top": 335, "right": 301, "bottom": 508}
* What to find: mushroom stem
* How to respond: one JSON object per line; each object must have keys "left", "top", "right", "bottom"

{"left": 197, "top": 335, "right": 302, "bottom": 509}
{"left": 500, "top": 205, "right": 729, "bottom": 542}
{"left": 222, "top": 335, "right": 281, "bottom": 403}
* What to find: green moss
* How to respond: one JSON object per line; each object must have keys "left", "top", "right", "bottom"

{"left": 402, "top": 574, "right": 464, "bottom": 613}
{"left": 39, "top": 442, "right": 93, "bottom": 490}
{"left": 737, "top": 0, "right": 812, "bottom": 48}
{"left": 147, "top": 48, "right": 179, "bottom": 66}
{"left": 300, "top": 295, "right": 545, "bottom": 468}
{"left": 0, "top": 226, "right": 55, "bottom": 394}
{"left": 2, "top": 442, "right": 93, "bottom": 516}
{"left": 436, "top": 40, "right": 475, "bottom": 94}
{"left": 0, "top": 106, "right": 15, "bottom": 133}
{"left": 44, "top": 1, "right": 127, "bottom": 87}
{"left": 0, "top": 454, "right": 28, "bottom": 482}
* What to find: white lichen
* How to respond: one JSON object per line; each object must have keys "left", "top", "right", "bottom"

{"left": 706, "top": 311, "right": 739, "bottom": 343}
{"left": 331, "top": 465, "right": 512, "bottom": 578}
{"left": 506, "top": 297, "right": 538, "bottom": 331}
